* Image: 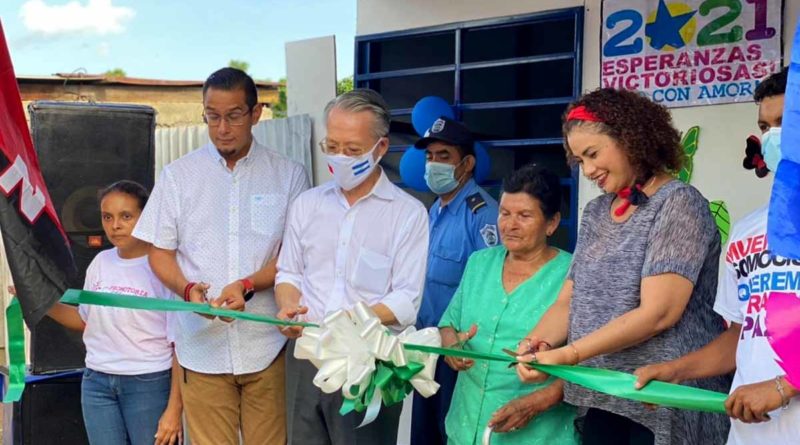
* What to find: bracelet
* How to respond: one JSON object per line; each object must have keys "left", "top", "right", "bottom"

{"left": 568, "top": 343, "right": 580, "bottom": 365}
{"left": 240, "top": 278, "right": 255, "bottom": 302}
{"left": 183, "top": 282, "right": 197, "bottom": 302}
{"left": 776, "top": 376, "right": 791, "bottom": 409}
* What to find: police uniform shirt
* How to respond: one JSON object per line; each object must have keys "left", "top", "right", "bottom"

{"left": 418, "top": 178, "right": 499, "bottom": 328}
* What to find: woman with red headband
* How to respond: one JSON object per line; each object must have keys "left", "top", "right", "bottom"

{"left": 515, "top": 88, "right": 730, "bottom": 445}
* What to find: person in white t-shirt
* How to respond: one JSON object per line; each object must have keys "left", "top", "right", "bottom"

{"left": 47, "top": 180, "right": 182, "bottom": 445}
{"left": 634, "top": 67, "right": 799, "bottom": 445}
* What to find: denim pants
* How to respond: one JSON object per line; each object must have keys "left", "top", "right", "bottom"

{"left": 81, "top": 368, "right": 171, "bottom": 445}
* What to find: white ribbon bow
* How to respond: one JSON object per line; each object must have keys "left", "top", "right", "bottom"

{"left": 294, "top": 302, "right": 441, "bottom": 405}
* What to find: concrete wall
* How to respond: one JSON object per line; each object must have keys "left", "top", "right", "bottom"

{"left": 355, "top": 0, "right": 800, "bottom": 225}
{"left": 286, "top": 35, "right": 338, "bottom": 185}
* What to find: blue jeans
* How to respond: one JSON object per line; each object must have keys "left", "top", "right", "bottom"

{"left": 81, "top": 368, "right": 171, "bottom": 445}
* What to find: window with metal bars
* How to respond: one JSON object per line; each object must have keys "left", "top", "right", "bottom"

{"left": 355, "top": 7, "right": 583, "bottom": 251}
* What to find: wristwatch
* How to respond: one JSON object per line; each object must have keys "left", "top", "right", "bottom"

{"left": 240, "top": 278, "right": 255, "bottom": 302}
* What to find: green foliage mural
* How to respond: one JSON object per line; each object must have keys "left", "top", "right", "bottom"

{"left": 677, "top": 126, "right": 699, "bottom": 183}
{"left": 676, "top": 126, "right": 729, "bottom": 244}
{"left": 709, "top": 200, "right": 731, "bottom": 245}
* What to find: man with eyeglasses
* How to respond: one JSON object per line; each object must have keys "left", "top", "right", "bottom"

{"left": 275, "top": 89, "right": 429, "bottom": 444}
{"left": 134, "top": 67, "right": 309, "bottom": 444}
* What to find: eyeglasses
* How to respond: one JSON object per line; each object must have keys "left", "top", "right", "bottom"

{"left": 203, "top": 109, "right": 252, "bottom": 127}
{"left": 319, "top": 137, "right": 385, "bottom": 156}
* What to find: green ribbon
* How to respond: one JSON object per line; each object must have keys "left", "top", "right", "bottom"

{"left": 60, "top": 289, "right": 316, "bottom": 327}
{"left": 4, "top": 297, "right": 26, "bottom": 403}
{"left": 403, "top": 343, "right": 727, "bottom": 414}
{"left": 65, "top": 289, "right": 728, "bottom": 414}
{"left": 339, "top": 361, "right": 425, "bottom": 416}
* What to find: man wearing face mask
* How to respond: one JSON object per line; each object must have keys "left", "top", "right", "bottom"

{"left": 274, "top": 89, "right": 429, "bottom": 444}
{"left": 635, "top": 67, "right": 800, "bottom": 445}
{"left": 743, "top": 67, "right": 787, "bottom": 177}
{"left": 411, "top": 116, "right": 499, "bottom": 445}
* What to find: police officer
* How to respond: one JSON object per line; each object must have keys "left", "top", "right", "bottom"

{"left": 411, "top": 116, "right": 499, "bottom": 445}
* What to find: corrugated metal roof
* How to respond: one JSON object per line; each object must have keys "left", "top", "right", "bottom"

{"left": 17, "top": 73, "right": 281, "bottom": 89}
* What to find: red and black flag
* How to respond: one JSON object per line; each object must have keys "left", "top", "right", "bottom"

{"left": 0, "top": 20, "right": 77, "bottom": 328}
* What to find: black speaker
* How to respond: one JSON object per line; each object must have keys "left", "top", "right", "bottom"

{"left": 27, "top": 101, "right": 156, "bottom": 374}
{"left": 29, "top": 101, "right": 156, "bottom": 242}
{"left": 6, "top": 373, "right": 89, "bottom": 445}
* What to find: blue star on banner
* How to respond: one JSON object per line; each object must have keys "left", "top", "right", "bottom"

{"left": 645, "top": 0, "right": 696, "bottom": 50}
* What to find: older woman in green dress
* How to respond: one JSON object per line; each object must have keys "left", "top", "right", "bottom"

{"left": 438, "top": 166, "right": 578, "bottom": 445}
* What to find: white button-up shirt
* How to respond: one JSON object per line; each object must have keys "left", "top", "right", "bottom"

{"left": 276, "top": 170, "right": 428, "bottom": 328}
{"left": 133, "top": 141, "right": 309, "bottom": 374}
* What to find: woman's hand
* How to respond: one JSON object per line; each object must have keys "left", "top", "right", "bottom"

{"left": 725, "top": 378, "right": 795, "bottom": 423}
{"left": 154, "top": 403, "right": 183, "bottom": 445}
{"left": 488, "top": 381, "right": 563, "bottom": 433}
{"left": 516, "top": 344, "right": 575, "bottom": 384}
{"left": 442, "top": 324, "right": 478, "bottom": 372}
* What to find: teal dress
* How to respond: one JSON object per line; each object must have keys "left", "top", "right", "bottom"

{"left": 438, "top": 246, "right": 578, "bottom": 445}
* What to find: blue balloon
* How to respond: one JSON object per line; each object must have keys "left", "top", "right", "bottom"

{"left": 473, "top": 142, "right": 491, "bottom": 184}
{"left": 399, "top": 146, "right": 430, "bottom": 192}
{"left": 411, "top": 96, "right": 454, "bottom": 136}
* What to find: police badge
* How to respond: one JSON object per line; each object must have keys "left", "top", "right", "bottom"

{"left": 479, "top": 224, "right": 498, "bottom": 247}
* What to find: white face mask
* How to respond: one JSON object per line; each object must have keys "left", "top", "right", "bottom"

{"left": 761, "top": 127, "right": 782, "bottom": 172}
{"left": 325, "top": 139, "right": 382, "bottom": 191}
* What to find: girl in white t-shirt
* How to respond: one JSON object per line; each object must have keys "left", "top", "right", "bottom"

{"left": 48, "top": 180, "right": 183, "bottom": 445}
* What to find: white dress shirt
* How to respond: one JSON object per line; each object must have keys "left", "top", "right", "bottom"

{"left": 276, "top": 170, "right": 428, "bottom": 327}
{"left": 133, "top": 141, "right": 309, "bottom": 374}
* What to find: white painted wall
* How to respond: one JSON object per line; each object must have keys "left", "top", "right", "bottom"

{"left": 286, "top": 36, "right": 338, "bottom": 185}
{"left": 357, "top": 0, "right": 583, "bottom": 35}
{"left": 355, "top": 0, "right": 799, "bottom": 224}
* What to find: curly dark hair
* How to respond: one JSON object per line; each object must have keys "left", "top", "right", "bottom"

{"left": 562, "top": 88, "right": 684, "bottom": 182}
{"left": 753, "top": 67, "right": 787, "bottom": 102}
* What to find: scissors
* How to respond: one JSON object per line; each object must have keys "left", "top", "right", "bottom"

{"left": 448, "top": 323, "right": 470, "bottom": 350}
{"left": 280, "top": 306, "right": 306, "bottom": 332}
{"left": 501, "top": 339, "right": 540, "bottom": 369}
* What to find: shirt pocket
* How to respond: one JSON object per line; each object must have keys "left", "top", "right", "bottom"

{"left": 250, "top": 194, "right": 284, "bottom": 236}
{"left": 428, "top": 246, "right": 465, "bottom": 287}
{"left": 351, "top": 247, "right": 392, "bottom": 295}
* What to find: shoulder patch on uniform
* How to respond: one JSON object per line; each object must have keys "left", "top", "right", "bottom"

{"left": 479, "top": 224, "right": 498, "bottom": 247}
{"left": 466, "top": 193, "right": 486, "bottom": 214}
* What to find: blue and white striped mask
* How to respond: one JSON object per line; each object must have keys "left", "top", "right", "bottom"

{"left": 325, "top": 139, "right": 382, "bottom": 191}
